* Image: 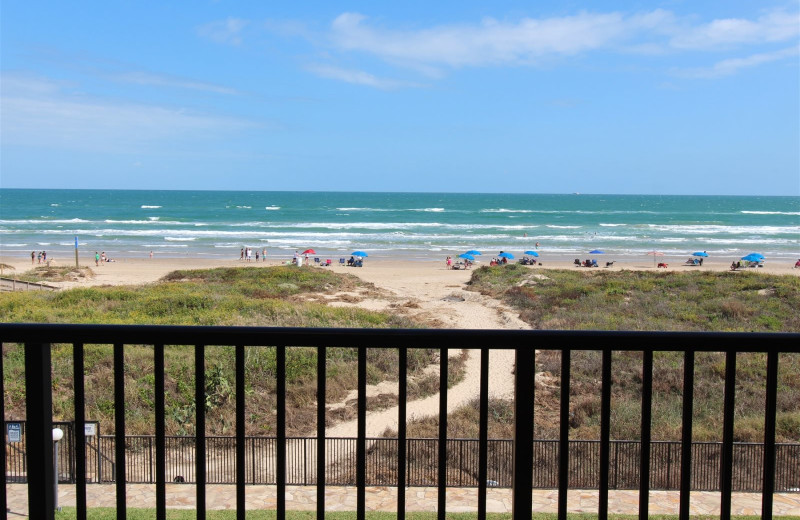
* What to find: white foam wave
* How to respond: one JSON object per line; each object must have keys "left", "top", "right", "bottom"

{"left": 599, "top": 223, "right": 626, "bottom": 227}
{"left": 546, "top": 225, "right": 582, "bottom": 229}
{"left": 265, "top": 206, "right": 281, "bottom": 210}
{"left": 481, "top": 209, "right": 534, "bottom": 213}
{"left": 141, "top": 205, "right": 162, "bottom": 209}
{"left": 741, "top": 211, "right": 800, "bottom": 216}
{"left": 164, "top": 237, "right": 197, "bottom": 241}
{"left": 646, "top": 224, "right": 799, "bottom": 235}
{"left": 0, "top": 218, "right": 89, "bottom": 224}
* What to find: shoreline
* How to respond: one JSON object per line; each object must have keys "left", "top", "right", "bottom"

{"left": 2, "top": 253, "right": 798, "bottom": 291}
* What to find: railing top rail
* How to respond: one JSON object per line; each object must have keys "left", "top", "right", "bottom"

{"left": 1, "top": 323, "right": 799, "bottom": 352}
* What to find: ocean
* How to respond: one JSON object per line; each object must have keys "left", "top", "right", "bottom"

{"left": 1, "top": 189, "right": 798, "bottom": 263}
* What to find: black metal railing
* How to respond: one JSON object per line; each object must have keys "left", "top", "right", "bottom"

{"left": 1, "top": 324, "right": 798, "bottom": 520}
{"left": 5, "top": 426, "right": 799, "bottom": 491}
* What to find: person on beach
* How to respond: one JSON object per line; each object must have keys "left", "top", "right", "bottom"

{"left": 293, "top": 251, "right": 299, "bottom": 265}
{"left": 240, "top": 248, "right": 244, "bottom": 261}
{"left": 95, "top": 252, "right": 100, "bottom": 266}
{"left": 255, "top": 250, "right": 259, "bottom": 261}
{"left": 446, "top": 256, "right": 452, "bottom": 269}
{"left": 37, "top": 251, "right": 42, "bottom": 264}
{"left": 262, "top": 248, "right": 267, "bottom": 262}
{"left": 31, "top": 251, "right": 35, "bottom": 264}
{"left": 101, "top": 252, "right": 107, "bottom": 263}
{"left": 42, "top": 251, "right": 46, "bottom": 263}
{"left": 535, "top": 242, "right": 540, "bottom": 249}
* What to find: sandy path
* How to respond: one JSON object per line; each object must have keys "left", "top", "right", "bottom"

{"left": 324, "top": 262, "right": 525, "bottom": 439}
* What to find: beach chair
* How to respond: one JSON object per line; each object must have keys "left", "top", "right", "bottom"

{"left": 326, "top": 259, "right": 332, "bottom": 266}
{"left": 314, "top": 257, "right": 320, "bottom": 265}
{"left": 339, "top": 258, "right": 346, "bottom": 266}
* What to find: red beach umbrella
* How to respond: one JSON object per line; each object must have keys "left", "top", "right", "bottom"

{"left": 302, "top": 249, "right": 316, "bottom": 255}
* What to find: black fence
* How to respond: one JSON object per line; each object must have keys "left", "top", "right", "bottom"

{"left": 5, "top": 425, "right": 799, "bottom": 491}
{"left": 1, "top": 324, "right": 798, "bottom": 520}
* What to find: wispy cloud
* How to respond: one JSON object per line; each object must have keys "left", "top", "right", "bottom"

{"left": 197, "top": 17, "right": 249, "bottom": 46}
{"left": 306, "top": 64, "right": 424, "bottom": 89}
{"left": 0, "top": 75, "right": 254, "bottom": 153}
{"left": 669, "top": 10, "right": 799, "bottom": 49}
{"left": 111, "top": 71, "right": 240, "bottom": 95}
{"left": 327, "top": 10, "right": 799, "bottom": 69}
{"left": 328, "top": 11, "right": 677, "bottom": 69}
{"left": 675, "top": 45, "right": 799, "bottom": 78}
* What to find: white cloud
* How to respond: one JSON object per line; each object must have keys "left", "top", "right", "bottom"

{"left": 670, "top": 10, "right": 799, "bottom": 49}
{"left": 675, "top": 45, "right": 799, "bottom": 78}
{"left": 306, "top": 64, "right": 424, "bottom": 89}
{"left": 0, "top": 75, "right": 254, "bottom": 153}
{"left": 197, "top": 18, "right": 249, "bottom": 46}
{"left": 325, "top": 10, "right": 799, "bottom": 69}
{"left": 328, "top": 11, "right": 677, "bottom": 68}
{"left": 111, "top": 71, "right": 240, "bottom": 95}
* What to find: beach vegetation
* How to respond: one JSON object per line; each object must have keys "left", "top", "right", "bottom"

{"left": 0, "top": 266, "right": 467, "bottom": 436}
{"left": 441, "top": 266, "right": 800, "bottom": 442}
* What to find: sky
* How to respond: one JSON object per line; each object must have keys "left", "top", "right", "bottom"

{"left": 1, "top": 1, "right": 799, "bottom": 195}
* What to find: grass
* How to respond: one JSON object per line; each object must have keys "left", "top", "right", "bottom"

{"left": 458, "top": 265, "right": 800, "bottom": 443}
{"left": 0, "top": 266, "right": 472, "bottom": 436}
{"left": 466, "top": 265, "right": 800, "bottom": 332}
{"left": 52, "top": 509, "right": 797, "bottom": 520}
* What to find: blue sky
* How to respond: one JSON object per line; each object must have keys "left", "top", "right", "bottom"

{"left": 1, "top": 1, "right": 798, "bottom": 195}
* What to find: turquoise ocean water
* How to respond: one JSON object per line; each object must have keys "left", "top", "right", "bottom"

{"left": 1, "top": 189, "right": 798, "bottom": 262}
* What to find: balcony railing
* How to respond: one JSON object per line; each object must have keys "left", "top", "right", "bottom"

{"left": 1, "top": 323, "right": 798, "bottom": 520}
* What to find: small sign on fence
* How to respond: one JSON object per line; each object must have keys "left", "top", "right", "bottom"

{"left": 85, "top": 423, "right": 96, "bottom": 437}
{"left": 7, "top": 422, "right": 22, "bottom": 443}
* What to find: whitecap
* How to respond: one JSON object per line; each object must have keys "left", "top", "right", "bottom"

{"left": 740, "top": 210, "right": 800, "bottom": 215}
{"left": 265, "top": 206, "right": 281, "bottom": 210}
{"left": 141, "top": 205, "right": 162, "bottom": 209}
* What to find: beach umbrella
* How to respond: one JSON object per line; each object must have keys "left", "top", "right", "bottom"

{"left": 692, "top": 251, "right": 709, "bottom": 257}
{"left": 351, "top": 251, "right": 368, "bottom": 257}
{"left": 589, "top": 249, "right": 604, "bottom": 255}
{"left": 466, "top": 250, "right": 482, "bottom": 256}
{"left": 524, "top": 250, "right": 540, "bottom": 257}
{"left": 741, "top": 253, "right": 764, "bottom": 262}
{"left": 302, "top": 249, "right": 316, "bottom": 255}
{"left": 647, "top": 250, "right": 664, "bottom": 267}
{"left": 458, "top": 253, "right": 475, "bottom": 261}
{"left": 498, "top": 252, "right": 514, "bottom": 259}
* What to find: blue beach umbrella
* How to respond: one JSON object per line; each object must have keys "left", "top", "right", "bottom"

{"left": 458, "top": 253, "right": 475, "bottom": 261}
{"left": 524, "top": 250, "right": 540, "bottom": 257}
{"left": 589, "top": 249, "right": 604, "bottom": 255}
{"left": 498, "top": 252, "right": 514, "bottom": 259}
{"left": 741, "top": 253, "right": 764, "bottom": 262}
{"left": 351, "top": 251, "right": 368, "bottom": 257}
{"left": 692, "top": 251, "right": 709, "bottom": 257}
{"left": 466, "top": 250, "right": 482, "bottom": 256}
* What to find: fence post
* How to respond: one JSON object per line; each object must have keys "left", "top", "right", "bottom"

{"left": 0, "top": 341, "right": 6, "bottom": 517}
{"left": 25, "top": 342, "right": 56, "bottom": 519}
{"left": 512, "top": 347, "right": 534, "bottom": 520}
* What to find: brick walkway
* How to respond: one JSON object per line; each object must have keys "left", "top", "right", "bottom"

{"left": 6, "top": 484, "right": 800, "bottom": 516}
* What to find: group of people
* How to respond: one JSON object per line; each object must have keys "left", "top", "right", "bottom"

{"left": 93, "top": 251, "right": 114, "bottom": 265}
{"left": 685, "top": 257, "right": 704, "bottom": 265}
{"left": 445, "top": 256, "right": 472, "bottom": 269}
{"left": 240, "top": 247, "right": 268, "bottom": 262}
{"left": 31, "top": 250, "right": 47, "bottom": 264}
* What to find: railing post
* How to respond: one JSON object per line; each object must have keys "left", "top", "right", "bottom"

{"left": 720, "top": 351, "right": 736, "bottom": 520}
{"left": 25, "top": 342, "right": 56, "bottom": 519}
{"left": 154, "top": 344, "right": 166, "bottom": 520}
{"left": 195, "top": 344, "right": 206, "bottom": 517}
{"left": 598, "top": 349, "right": 612, "bottom": 520}
{"left": 438, "top": 347, "right": 448, "bottom": 520}
{"left": 1, "top": 339, "right": 6, "bottom": 517}
{"left": 398, "top": 348, "right": 408, "bottom": 519}
{"left": 236, "top": 344, "right": 246, "bottom": 519}
{"left": 316, "top": 346, "right": 326, "bottom": 520}
{"left": 478, "top": 348, "right": 489, "bottom": 520}
{"left": 762, "top": 351, "right": 779, "bottom": 519}
{"left": 113, "top": 343, "right": 126, "bottom": 519}
{"left": 639, "top": 350, "right": 653, "bottom": 520}
{"left": 512, "top": 347, "right": 535, "bottom": 520}
{"left": 558, "top": 348, "right": 571, "bottom": 520}
{"left": 679, "top": 350, "right": 694, "bottom": 520}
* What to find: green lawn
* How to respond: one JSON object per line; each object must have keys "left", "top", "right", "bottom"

{"left": 52, "top": 509, "right": 800, "bottom": 520}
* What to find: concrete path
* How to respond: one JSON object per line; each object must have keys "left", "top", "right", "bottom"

{"left": 6, "top": 484, "right": 800, "bottom": 516}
